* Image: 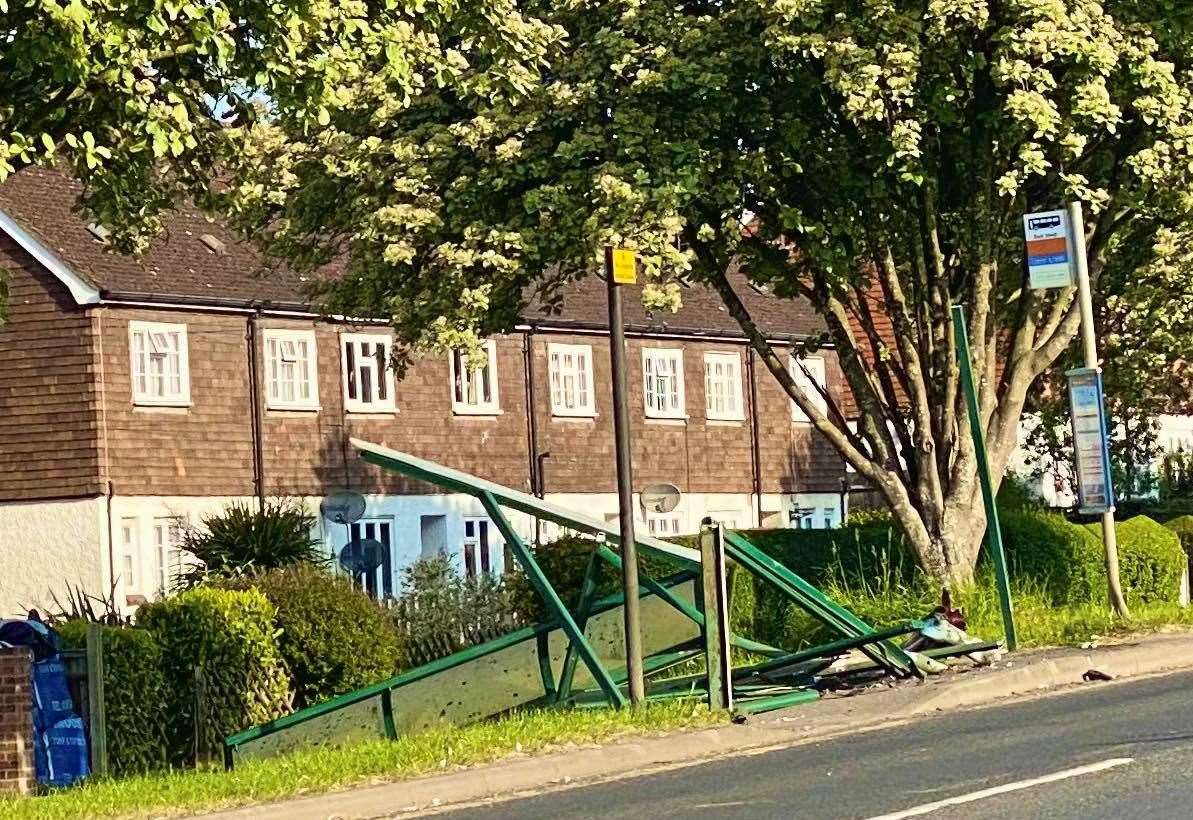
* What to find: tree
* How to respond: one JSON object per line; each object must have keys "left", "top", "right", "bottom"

{"left": 0, "top": 0, "right": 494, "bottom": 318}
{"left": 222, "top": 1, "right": 1193, "bottom": 586}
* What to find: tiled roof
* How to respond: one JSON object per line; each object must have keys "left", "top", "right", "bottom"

{"left": 0, "top": 167, "right": 313, "bottom": 307}
{"left": 0, "top": 166, "right": 826, "bottom": 340}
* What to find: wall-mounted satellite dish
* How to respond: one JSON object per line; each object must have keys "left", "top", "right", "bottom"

{"left": 340, "top": 538, "right": 385, "bottom": 575}
{"left": 640, "top": 483, "right": 682, "bottom": 514}
{"left": 321, "top": 491, "right": 366, "bottom": 525}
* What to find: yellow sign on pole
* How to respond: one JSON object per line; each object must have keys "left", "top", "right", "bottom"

{"left": 609, "top": 247, "right": 637, "bottom": 285}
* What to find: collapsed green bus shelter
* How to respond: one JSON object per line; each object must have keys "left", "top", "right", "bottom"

{"left": 223, "top": 438, "right": 931, "bottom": 767}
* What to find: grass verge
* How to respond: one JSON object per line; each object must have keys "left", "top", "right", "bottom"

{"left": 805, "top": 565, "right": 1193, "bottom": 649}
{"left": 1, "top": 701, "right": 726, "bottom": 820}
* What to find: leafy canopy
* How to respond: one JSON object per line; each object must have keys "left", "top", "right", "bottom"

{"left": 220, "top": 0, "right": 1193, "bottom": 582}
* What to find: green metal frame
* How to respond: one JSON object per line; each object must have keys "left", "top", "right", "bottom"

{"left": 222, "top": 439, "right": 925, "bottom": 766}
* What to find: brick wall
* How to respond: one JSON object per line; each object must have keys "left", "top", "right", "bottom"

{"left": 0, "top": 238, "right": 105, "bottom": 500}
{"left": 0, "top": 284, "right": 847, "bottom": 503}
{"left": 90, "top": 309, "right": 849, "bottom": 500}
{"left": 0, "top": 647, "right": 34, "bottom": 796}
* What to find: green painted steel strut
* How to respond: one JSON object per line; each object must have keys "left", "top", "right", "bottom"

{"left": 478, "top": 491, "right": 627, "bottom": 707}
{"left": 722, "top": 530, "right": 919, "bottom": 677}
{"left": 554, "top": 547, "right": 603, "bottom": 703}
{"left": 594, "top": 545, "right": 785, "bottom": 658}
{"left": 952, "top": 306, "right": 1017, "bottom": 650}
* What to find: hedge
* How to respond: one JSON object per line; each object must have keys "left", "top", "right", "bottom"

{"left": 58, "top": 622, "right": 169, "bottom": 775}
{"left": 998, "top": 511, "right": 1185, "bottom": 606}
{"left": 221, "top": 565, "right": 406, "bottom": 708}
{"left": 999, "top": 510, "right": 1105, "bottom": 604}
{"left": 1164, "top": 515, "right": 1193, "bottom": 563}
{"left": 138, "top": 587, "right": 292, "bottom": 764}
{"left": 1082, "top": 516, "right": 1186, "bottom": 605}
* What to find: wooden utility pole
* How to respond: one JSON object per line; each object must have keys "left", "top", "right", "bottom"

{"left": 605, "top": 246, "right": 645, "bottom": 705}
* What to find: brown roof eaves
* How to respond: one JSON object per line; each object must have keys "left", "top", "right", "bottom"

{"left": 0, "top": 167, "right": 829, "bottom": 343}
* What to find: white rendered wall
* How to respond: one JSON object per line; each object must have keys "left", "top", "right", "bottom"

{"left": 88, "top": 488, "right": 844, "bottom": 615}
{"left": 0, "top": 496, "right": 107, "bottom": 618}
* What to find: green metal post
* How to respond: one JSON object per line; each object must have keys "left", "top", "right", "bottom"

{"left": 952, "top": 305, "right": 1018, "bottom": 650}
{"left": 699, "top": 524, "right": 732, "bottom": 711}
{"left": 85, "top": 623, "right": 108, "bottom": 778}
{"left": 478, "top": 491, "right": 627, "bottom": 707}
{"left": 555, "top": 548, "right": 602, "bottom": 703}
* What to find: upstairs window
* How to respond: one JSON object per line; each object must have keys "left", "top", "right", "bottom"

{"left": 341, "top": 333, "right": 396, "bottom": 413}
{"left": 790, "top": 355, "right": 827, "bottom": 423}
{"left": 450, "top": 340, "right": 500, "bottom": 415}
{"left": 704, "top": 352, "right": 744, "bottom": 421}
{"left": 548, "top": 343, "right": 595, "bottom": 417}
{"left": 643, "top": 348, "right": 685, "bottom": 419}
{"left": 130, "top": 321, "right": 190, "bottom": 407}
{"left": 264, "top": 329, "right": 319, "bottom": 411}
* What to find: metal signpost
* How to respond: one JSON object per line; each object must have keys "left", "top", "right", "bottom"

{"left": 1065, "top": 202, "right": 1128, "bottom": 615}
{"left": 605, "top": 246, "right": 645, "bottom": 705}
{"left": 1022, "top": 203, "right": 1127, "bottom": 616}
{"left": 952, "top": 306, "right": 1018, "bottom": 651}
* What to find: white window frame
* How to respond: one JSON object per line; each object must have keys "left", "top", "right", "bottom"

{"left": 703, "top": 351, "right": 745, "bottom": 421}
{"left": 790, "top": 355, "right": 828, "bottom": 424}
{"left": 129, "top": 321, "right": 190, "bottom": 407}
{"left": 263, "top": 329, "right": 320, "bottom": 411}
{"left": 462, "top": 517, "right": 501, "bottom": 578}
{"left": 642, "top": 347, "right": 686, "bottom": 419}
{"left": 341, "top": 333, "right": 396, "bottom": 414}
{"left": 153, "top": 516, "right": 186, "bottom": 595}
{"left": 119, "top": 517, "right": 140, "bottom": 596}
{"left": 450, "top": 339, "right": 501, "bottom": 415}
{"left": 645, "top": 513, "right": 683, "bottom": 537}
{"left": 547, "top": 342, "right": 596, "bottom": 418}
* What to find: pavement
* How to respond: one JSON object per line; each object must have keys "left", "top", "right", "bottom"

{"left": 202, "top": 632, "right": 1193, "bottom": 820}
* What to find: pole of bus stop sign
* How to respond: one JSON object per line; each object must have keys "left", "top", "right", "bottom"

{"left": 605, "top": 246, "right": 645, "bottom": 705}
{"left": 952, "top": 306, "right": 1018, "bottom": 651}
{"left": 1068, "top": 202, "right": 1130, "bottom": 618}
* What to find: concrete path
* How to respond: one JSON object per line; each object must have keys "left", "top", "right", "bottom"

{"left": 202, "top": 633, "right": 1193, "bottom": 820}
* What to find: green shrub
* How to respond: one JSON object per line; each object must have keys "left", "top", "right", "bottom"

{"left": 221, "top": 565, "right": 405, "bottom": 708}
{"left": 395, "top": 556, "right": 528, "bottom": 666}
{"left": 509, "top": 535, "right": 689, "bottom": 624}
{"left": 177, "top": 498, "right": 326, "bottom": 588}
{"left": 1084, "top": 516, "right": 1186, "bottom": 605}
{"left": 58, "top": 622, "right": 169, "bottom": 775}
{"left": 999, "top": 510, "right": 1105, "bottom": 604}
{"left": 997, "top": 473, "right": 1043, "bottom": 512}
{"left": 1164, "top": 515, "right": 1193, "bottom": 562}
{"left": 138, "top": 587, "right": 292, "bottom": 764}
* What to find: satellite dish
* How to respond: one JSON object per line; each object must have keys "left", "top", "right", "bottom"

{"left": 340, "top": 538, "right": 385, "bottom": 575}
{"left": 640, "top": 483, "right": 682, "bottom": 514}
{"left": 321, "top": 491, "right": 366, "bottom": 525}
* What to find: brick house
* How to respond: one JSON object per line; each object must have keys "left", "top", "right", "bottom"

{"left": 0, "top": 168, "right": 848, "bottom": 614}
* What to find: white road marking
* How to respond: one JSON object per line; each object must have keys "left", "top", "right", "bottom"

{"left": 863, "top": 757, "right": 1135, "bottom": 820}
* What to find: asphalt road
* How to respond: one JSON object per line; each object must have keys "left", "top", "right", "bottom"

{"left": 440, "top": 669, "right": 1193, "bottom": 819}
